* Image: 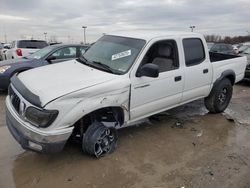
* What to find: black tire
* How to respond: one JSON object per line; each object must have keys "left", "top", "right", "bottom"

{"left": 82, "top": 122, "right": 118, "bottom": 158}
{"left": 204, "top": 78, "right": 233, "bottom": 113}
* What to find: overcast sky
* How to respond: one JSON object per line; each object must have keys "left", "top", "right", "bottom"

{"left": 0, "top": 0, "right": 250, "bottom": 43}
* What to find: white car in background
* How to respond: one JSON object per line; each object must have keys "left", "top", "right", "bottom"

{"left": 232, "top": 44, "right": 239, "bottom": 54}
{"left": 5, "top": 40, "right": 48, "bottom": 59}
{"left": 0, "top": 43, "right": 11, "bottom": 61}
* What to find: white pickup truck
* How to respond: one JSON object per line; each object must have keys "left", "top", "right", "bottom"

{"left": 6, "top": 32, "right": 247, "bottom": 158}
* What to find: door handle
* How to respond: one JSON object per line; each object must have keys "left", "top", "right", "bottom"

{"left": 134, "top": 84, "right": 150, "bottom": 89}
{"left": 174, "top": 76, "right": 182, "bottom": 82}
{"left": 203, "top": 69, "right": 209, "bottom": 74}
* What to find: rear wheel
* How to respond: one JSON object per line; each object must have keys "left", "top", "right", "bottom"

{"left": 82, "top": 122, "right": 118, "bottom": 158}
{"left": 204, "top": 78, "right": 232, "bottom": 113}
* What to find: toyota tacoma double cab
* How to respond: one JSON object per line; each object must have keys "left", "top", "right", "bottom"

{"left": 6, "top": 32, "right": 247, "bottom": 158}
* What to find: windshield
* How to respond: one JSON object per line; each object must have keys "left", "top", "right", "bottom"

{"left": 82, "top": 35, "right": 146, "bottom": 74}
{"left": 243, "top": 47, "right": 250, "bottom": 54}
{"left": 26, "top": 46, "right": 54, "bottom": 59}
{"left": 239, "top": 45, "right": 250, "bottom": 52}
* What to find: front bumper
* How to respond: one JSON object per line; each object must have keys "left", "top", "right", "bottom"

{"left": 6, "top": 97, "right": 73, "bottom": 153}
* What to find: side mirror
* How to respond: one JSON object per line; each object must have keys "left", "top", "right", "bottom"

{"left": 137, "top": 63, "right": 159, "bottom": 78}
{"left": 46, "top": 56, "right": 56, "bottom": 63}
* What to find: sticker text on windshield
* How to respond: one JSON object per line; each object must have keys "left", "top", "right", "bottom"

{"left": 111, "top": 50, "right": 131, "bottom": 61}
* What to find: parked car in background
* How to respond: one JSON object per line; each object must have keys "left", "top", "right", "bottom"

{"left": 5, "top": 40, "right": 48, "bottom": 60}
{"left": 232, "top": 44, "right": 239, "bottom": 54}
{"left": 238, "top": 45, "right": 250, "bottom": 54}
{"left": 0, "top": 43, "right": 11, "bottom": 61}
{"left": 239, "top": 46, "right": 250, "bottom": 79}
{"left": 207, "top": 42, "right": 214, "bottom": 50}
{"left": 210, "top": 43, "right": 235, "bottom": 55}
{"left": 244, "top": 42, "right": 250, "bottom": 45}
{"left": 0, "top": 44, "right": 88, "bottom": 90}
{"left": 49, "top": 42, "right": 62, "bottom": 45}
{"left": 0, "top": 44, "right": 3, "bottom": 60}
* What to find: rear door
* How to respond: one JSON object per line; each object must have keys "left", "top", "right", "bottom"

{"left": 181, "top": 38, "right": 213, "bottom": 102}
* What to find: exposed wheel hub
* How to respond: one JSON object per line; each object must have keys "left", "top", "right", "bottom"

{"left": 218, "top": 88, "right": 228, "bottom": 104}
{"left": 95, "top": 128, "right": 115, "bottom": 157}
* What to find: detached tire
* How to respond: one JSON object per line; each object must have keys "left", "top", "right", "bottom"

{"left": 82, "top": 122, "right": 118, "bottom": 158}
{"left": 204, "top": 78, "right": 233, "bottom": 113}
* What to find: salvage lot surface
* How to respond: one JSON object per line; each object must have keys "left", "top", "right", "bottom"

{"left": 0, "top": 82, "right": 250, "bottom": 188}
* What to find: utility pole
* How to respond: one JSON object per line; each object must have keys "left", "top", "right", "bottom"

{"left": 247, "top": 30, "right": 250, "bottom": 37}
{"left": 82, "top": 26, "right": 87, "bottom": 44}
{"left": 190, "top": 26, "right": 195, "bottom": 32}
{"left": 4, "top": 34, "right": 7, "bottom": 43}
{"left": 3, "top": 26, "right": 7, "bottom": 43}
{"left": 44, "top": 32, "right": 47, "bottom": 41}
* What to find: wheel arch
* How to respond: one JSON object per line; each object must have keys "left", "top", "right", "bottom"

{"left": 214, "top": 70, "right": 236, "bottom": 86}
{"left": 220, "top": 70, "right": 235, "bottom": 85}
{"left": 71, "top": 106, "right": 126, "bottom": 139}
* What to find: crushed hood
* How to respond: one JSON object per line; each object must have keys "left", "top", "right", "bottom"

{"left": 16, "top": 60, "right": 119, "bottom": 106}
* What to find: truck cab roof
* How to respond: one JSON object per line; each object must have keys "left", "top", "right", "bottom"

{"left": 107, "top": 30, "right": 202, "bottom": 41}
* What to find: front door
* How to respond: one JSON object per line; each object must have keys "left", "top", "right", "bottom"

{"left": 130, "top": 39, "right": 184, "bottom": 121}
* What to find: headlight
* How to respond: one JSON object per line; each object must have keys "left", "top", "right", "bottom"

{"left": 0, "top": 66, "right": 11, "bottom": 74}
{"left": 25, "top": 107, "right": 58, "bottom": 128}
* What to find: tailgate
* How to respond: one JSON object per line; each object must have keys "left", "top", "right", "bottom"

{"left": 21, "top": 48, "right": 39, "bottom": 57}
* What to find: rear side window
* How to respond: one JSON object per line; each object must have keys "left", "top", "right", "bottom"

{"left": 183, "top": 38, "right": 205, "bottom": 66}
{"left": 51, "top": 47, "right": 77, "bottom": 59}
{"left": 221, "top": 45, "right": 228, "bottom": 51}
{"left": 17, "top": 40, "right": 48, "bottom": 49}
{"left": 227, "top": 45, "right": 233, "bottom": 50}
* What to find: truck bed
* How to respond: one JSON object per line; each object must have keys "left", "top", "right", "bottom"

{"left": 209, "top": 52, "right": 239, "bottom": 62}
{"left": 210, "top": 52, "right": 247, "bottom": 84}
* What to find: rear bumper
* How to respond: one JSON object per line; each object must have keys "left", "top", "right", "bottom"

{"left": 6, "top": 97, "right": 73, "bottom": 153}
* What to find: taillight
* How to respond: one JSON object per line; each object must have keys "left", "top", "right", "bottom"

{"left": 16, "top": 48, "right": 22, "bottom": 56}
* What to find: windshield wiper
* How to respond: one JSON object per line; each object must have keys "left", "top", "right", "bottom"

{"left": 91, "top": 61, "right": 117, "bottom": 74}
{"left": 77, "top": 57, "right": 121, "bottom": 74}
{"left": 76, "top": 56, "right": 91, "bottom": 66}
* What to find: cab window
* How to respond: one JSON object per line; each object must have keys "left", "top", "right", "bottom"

{"left": 183, "top": 38, "right": 205, "bottom": 66}
{"left": 139, "top": 40, "right": 179, "bottom": 73}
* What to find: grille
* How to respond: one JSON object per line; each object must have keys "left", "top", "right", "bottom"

{"left": 9, "top": 86, "right": 21, "bottom": 113}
